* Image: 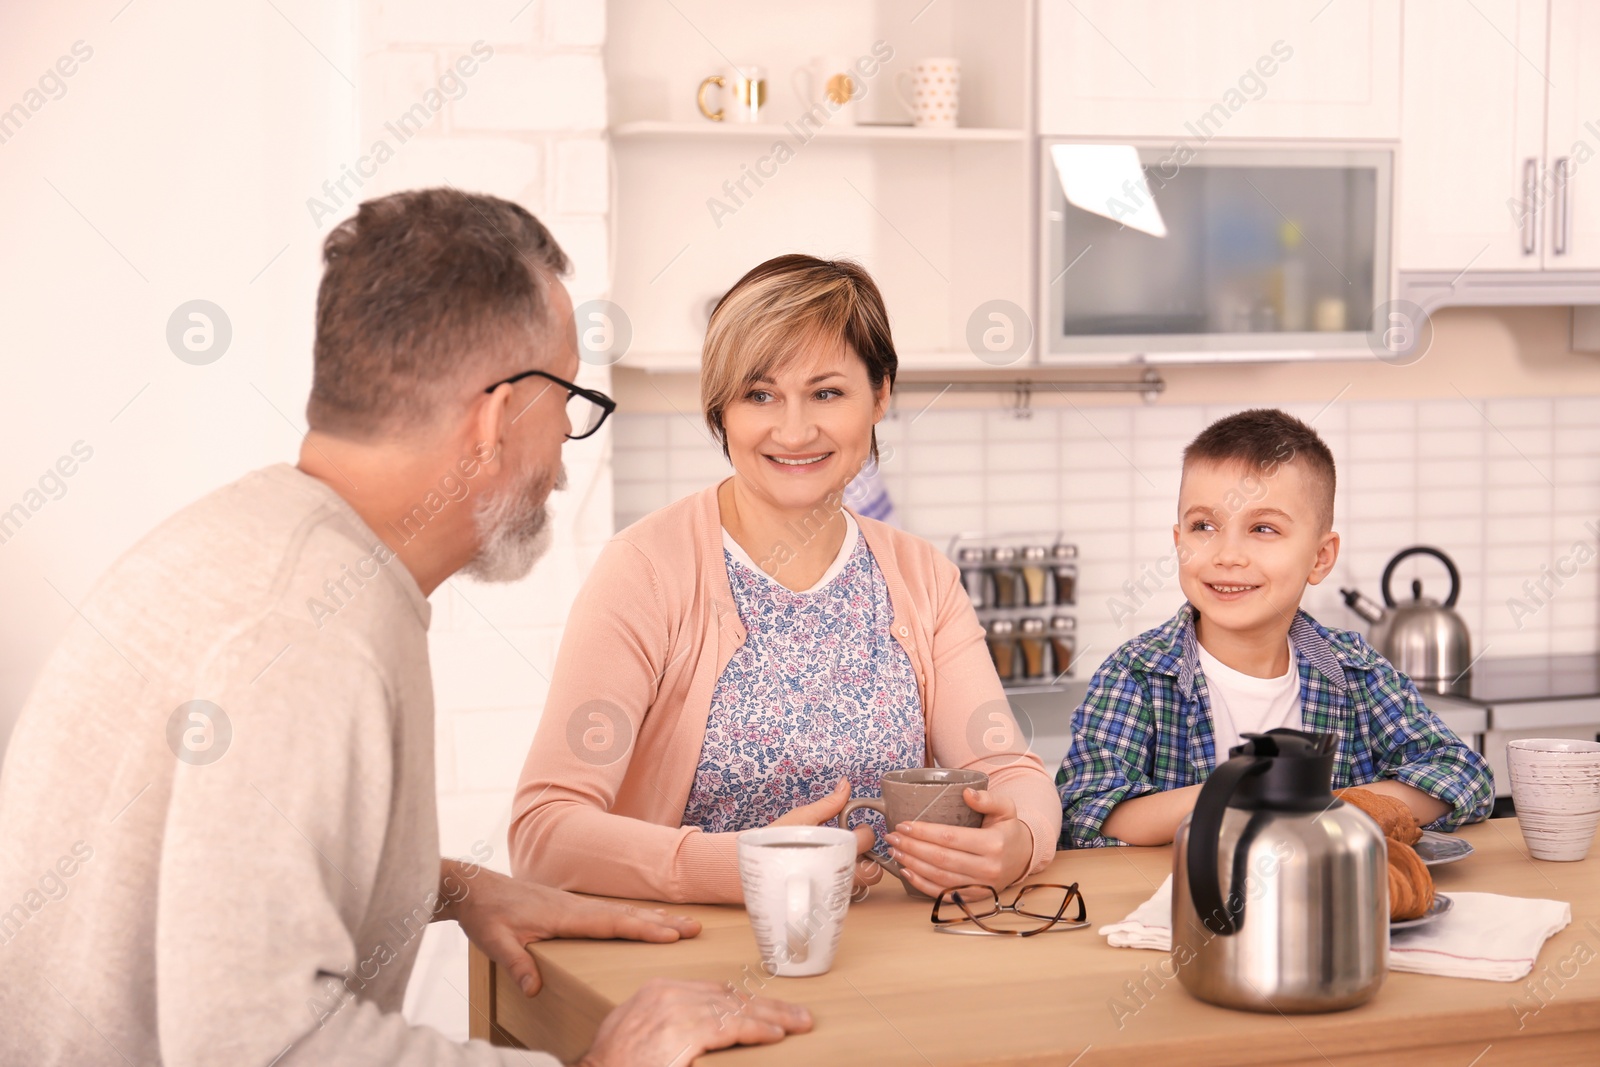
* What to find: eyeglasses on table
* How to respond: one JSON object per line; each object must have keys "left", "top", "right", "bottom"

{"left": 931, "top": 882, "right": 1089, "bottom": 937}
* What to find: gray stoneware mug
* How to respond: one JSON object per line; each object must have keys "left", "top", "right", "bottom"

{"left": 834, "top": 767, "right": 989, "bottom": 897}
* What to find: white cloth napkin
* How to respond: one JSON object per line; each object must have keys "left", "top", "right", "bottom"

{"left": 1098, "top": 875, "right": 1572, "bottom": 982}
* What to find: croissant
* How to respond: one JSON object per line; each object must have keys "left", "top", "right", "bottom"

{"left": 1335, "top": 787, "right": 1422, "bottom": 845}
{"left": 1386, "top": 837, "right": 1435, "bottom": 921}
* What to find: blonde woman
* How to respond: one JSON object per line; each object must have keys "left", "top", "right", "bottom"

{"left": 510, "top": 255, "right": 1061, "bottom": 904}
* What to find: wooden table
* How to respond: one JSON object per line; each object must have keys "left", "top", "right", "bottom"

{"left": 470, "top": 819, "right": 1600, "bottom": 1065}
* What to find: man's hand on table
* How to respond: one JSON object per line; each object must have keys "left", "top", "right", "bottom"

{"left": 884, "top": 787, "right": 1033, "bottom": 895}
{"left": 436, "top": 859, "right": 702, "bottom": 996}
{"left": 576, "top": 978, "right": 813, "bottom": 1067}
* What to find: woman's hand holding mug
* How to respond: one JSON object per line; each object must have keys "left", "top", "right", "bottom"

{"left": 884, "top": 787, "right": 1033, "bottom": 897}
{"left": 771, "top": 777, "right": 884, "bottom": 892}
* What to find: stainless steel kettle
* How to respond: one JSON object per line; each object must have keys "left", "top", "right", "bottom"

{"left": 1339, "top": 545, "right": 1473, "bottom": 695}
{"left": 1173, "top": 729, "right": 1388, "bottom": 1013}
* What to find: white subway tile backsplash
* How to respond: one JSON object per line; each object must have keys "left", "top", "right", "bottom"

{"left": 1347, "top": 489, "right": 1419, "bottom": 521}
{"left": 1418, "top": 429, "right": 1483, "bottom": 459}
{"left": 613, "top": 479, "right": 670, "bottom": 518}
{"left": 1554, "top": 426, "right": 1600, "bottom": 455}
{"left": 1485, "top": 397, "right": 1553, "bottom": 427}
{"left": 985, "top": 503, "right": 1060, "bottom": 535}
{"left": 1416, "top": 399, "right": 1483, "bottom": 429}
{"left": 610, "top": 412, "right": 666, "bottom": 449}
{"left": 666, "top": 412, "right": 717, "bottom": 448}
{"left": 1555, "top": 397, "right": 1600, "bottom": 425}
{"left": 1486, "top": 457, "right": 1546, "bottom": 486}
{"left": 1065, "top": 406, "right": 1133, "bottom": 439}
{"left": 1486, "top": 514, "right": 1554, "bottom": 546}
{"left": 1485, "top": 485, "right": 1554, "bottom": 516}
{"left": 612, "top": 393, "right": 1600, "bottom": 671}
{"left": 986, "top": 409, "right": 1058, "bottom": 440}
{"left": 1486, "top": 426, "right": 1553, "bottom": 461}
{"left": 1348, "top": 401, "right": 1417, "bottom": 433}
{"left": 1554, "top": 455, "right": 1600, "bottom": 486}
{"left": 986, "top": 440, "right": 1062, "bottom": 472}
{"left": 908, "top": 442, "right": 985, "bottom": 474}
{"left": 1348, "top": 431, "right": 1417, "bottom": 462}
{"left": 907, "top": 473, "right": 984, "bottom": 507}
{"left": 1415, "top": 459, "right": 1484, "bottom": 488}
{"left": 1344, "top": 461, "right": 1416, "bottom": 492}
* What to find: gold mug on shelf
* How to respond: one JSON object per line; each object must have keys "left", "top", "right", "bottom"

{"left": 698, "top": 65, "right": 767, "bottom": 123}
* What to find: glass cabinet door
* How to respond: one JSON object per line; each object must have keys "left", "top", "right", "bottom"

{"left": 1042, "top": 142, "right": 1392, "bottom": 360}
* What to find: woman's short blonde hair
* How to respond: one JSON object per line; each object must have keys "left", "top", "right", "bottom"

{"left": 701, "top": 254, "right": 898, "bottom": 460}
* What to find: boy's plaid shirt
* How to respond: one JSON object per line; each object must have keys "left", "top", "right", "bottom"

{"left": 1056, "top": 603, "right": 1494, "bottom": 848}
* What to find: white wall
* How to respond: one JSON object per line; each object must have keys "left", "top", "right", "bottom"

{"left": 1, "top": 0, "right": 609, "bottom": 1043}
{"left": 0, "top": 3, "right": 353, "bottom": 747}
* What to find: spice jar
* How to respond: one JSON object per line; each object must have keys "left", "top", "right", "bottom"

{"left": 1020, "top": 546, "right": 1049, "bottom": 608}
{"left": 1018, "top": 617, "right": 1048, "bottom": 681}
{"left": 1051, "top": 544, "right": 1078, "bottom": 606}
{"left": 986, "top": 618, "right": 1018, "bottom": 682}
{"left": 1048, "top": 615, "right": 1076, "bottom": 677}
{"left": 957, "top": 546, "right": 989, "bottom": 608}
{"left": 989, "top": 546, "right": 1022, "bottom": 609}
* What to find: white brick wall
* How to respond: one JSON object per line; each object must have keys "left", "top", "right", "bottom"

{"left": 355, "top": 0, "right": 610, "bottom": 1041}
{"left": 614, "top": 395, "right": 1600, "bottom": 678}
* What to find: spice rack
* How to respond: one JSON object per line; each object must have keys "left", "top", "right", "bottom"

{"left": 948, "top": 533, "right": 1077, "bottom": 691}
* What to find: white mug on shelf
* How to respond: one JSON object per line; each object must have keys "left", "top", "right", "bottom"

{"left": 791, "top": 56, "right": 860, "bottom": 127}
{"left": 698, "top": 64, "right": 768, "bottom": 123}
{"left": 895, "top": 57, "right": 960, "bottom": 128}
{"left": 736, "top": 825, "right": 856, "bottom": 978}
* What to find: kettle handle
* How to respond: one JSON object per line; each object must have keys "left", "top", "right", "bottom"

{"left": 1186, "top": 754, "right": 1268, "bottom": 937}
{"left": 1380, "top": 545, "right": 1460, "bottom": 608}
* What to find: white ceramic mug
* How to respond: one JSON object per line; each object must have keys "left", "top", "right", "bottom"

{"left": 791, "top": 56, "right": 859, "bottom": 127}
{"left": 1508, "top": 738, "right": 1600, "bottom": 861}
{"left": 698, "top": 64, "right": 768, "bottom": 124}
{"left": 894, "top": 57, "right": 959, "bottom": 128}
{"left": 736, "top": 825, "right": 856, "bottom": 977}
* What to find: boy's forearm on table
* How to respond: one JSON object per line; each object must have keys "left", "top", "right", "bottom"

{"left": 1355, "top": 778, "right": 1451, "bottom": 826}
{"left": 1099, "top": 784, "right": 1204, "bottom": 846}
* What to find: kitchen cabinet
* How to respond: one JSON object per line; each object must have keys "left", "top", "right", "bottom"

{"left": 1546, "top": 0, "right": 1600, "bottom": 270}
{"left": 1036, "top": 0, "right": 1400, "bottom": 141}
{"left": 1398, "top": 0, "right": 1600, "bottom": 274}
{"left": 605, "top": 0, "right": 1033, "bottom": 372}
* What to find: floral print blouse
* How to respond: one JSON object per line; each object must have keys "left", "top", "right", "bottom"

{"left": 681, "top": 515, "right": 925, "bottom": 846}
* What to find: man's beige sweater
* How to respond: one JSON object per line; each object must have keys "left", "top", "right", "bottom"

{"left": 0, "top": 464, "right": 555, "bottom": 1066}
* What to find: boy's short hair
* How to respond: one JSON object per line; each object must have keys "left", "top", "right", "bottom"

{"left": 1182, "top": 408, "right": 1337, "bottom": 530}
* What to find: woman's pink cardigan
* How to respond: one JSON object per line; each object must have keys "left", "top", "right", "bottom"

{"left": 509, "top": 483, "right": 1063, "bottom": 903}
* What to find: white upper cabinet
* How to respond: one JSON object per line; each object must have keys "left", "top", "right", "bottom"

{"left": 1400, "top": 0, "right": 1600, "bottom": 274}
{"left": 1036, "top": 0, "right": 1400, "bottom": 140}
{"left": 1398, "top": 0, "right": 1548, "bottom": 272}
{"left": 1546, "top": 0, "right": 1600, "bottom": 269}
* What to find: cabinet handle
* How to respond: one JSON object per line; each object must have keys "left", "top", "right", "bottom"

{"left": 1554, "top": 157, "right": 1571, "bottom": 257}
{"left": 1523, "top": 157, "right": 1539, "bottom": 256}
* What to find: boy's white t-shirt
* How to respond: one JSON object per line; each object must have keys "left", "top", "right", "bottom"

{"left": 1196, "top": 639, "right": 1303, "bottom": 759}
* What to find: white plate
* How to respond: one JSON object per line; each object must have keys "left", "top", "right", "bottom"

{"left": 1392, "top": 891, "right": 1453, "bottom": 930}
{"left": 1414, "top": 829, "right": 1475, "bottom": 866}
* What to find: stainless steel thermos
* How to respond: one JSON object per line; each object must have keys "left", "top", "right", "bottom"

{"left": 1172, "top": 729, "right": 1389, "bottom": 1013}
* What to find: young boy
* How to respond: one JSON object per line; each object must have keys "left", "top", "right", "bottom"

{"left": 1057, "top": 408, "right": 1493, "bottom": 847}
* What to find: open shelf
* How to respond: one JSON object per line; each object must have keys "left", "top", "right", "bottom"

{"left": 611, "top": 120, "right": 1027, "bottom": 144}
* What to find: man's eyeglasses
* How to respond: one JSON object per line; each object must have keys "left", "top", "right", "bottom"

{"left": 483, "top": 369, "right": 616, "bottom": 440}
{"left": 931, "top": 882, "right": 1088, "bottom": 937}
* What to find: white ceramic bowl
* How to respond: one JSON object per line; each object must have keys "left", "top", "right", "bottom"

{"left": 1508, "top": 738, "right": 1600, "bottom": 861}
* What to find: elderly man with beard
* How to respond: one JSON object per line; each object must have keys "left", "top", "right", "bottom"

{"left": 0, "top": 190, "right": 811, "bottom": 1066}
